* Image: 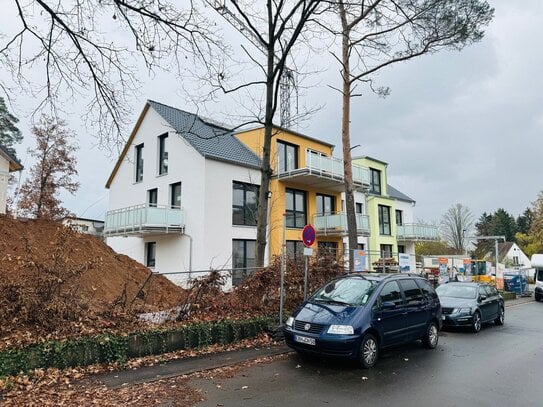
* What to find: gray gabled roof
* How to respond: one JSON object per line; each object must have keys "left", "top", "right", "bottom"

{"left": 148, "top": 100, "right": 261, "bottom": 169}
{"left": 387, "top": 184, "right": 415, "bottom": 203}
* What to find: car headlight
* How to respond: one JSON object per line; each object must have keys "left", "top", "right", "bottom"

{"left": 327, "top": 325, "right": 354, "bottom": 335}
{"left": 285, "top": 316, "right": 294, "bottom": 327}
{"left": 454, "top": 307, "right": 471, "bottom": 315}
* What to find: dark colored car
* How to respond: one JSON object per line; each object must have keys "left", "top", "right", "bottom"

{"left": 283, "top": 273, "right": 442, "bottom": 368}
{"left": 436, "top": 282, "right": 504, "bottom": 332}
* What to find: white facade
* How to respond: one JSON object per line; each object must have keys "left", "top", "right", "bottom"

{"left": 0, "top": 154, "right": 9, "bottom": 214}
{"left": 106, "top": 105, "right": 260, "bottom": 286}
{"left": 62, "top": 217, "right": 105, "bottom": 238}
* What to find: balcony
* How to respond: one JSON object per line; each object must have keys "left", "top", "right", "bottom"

{"left": 396, "top": 224, "right": 439, "bottom": 241}
{"left": 277, "top": 149, "right": 370, "bottom": 191}
{"left": 313, "top": 212, "right": 370, "bottom": 236}
{"left": 105, "top": 204, "right": 185, "bottom": 237}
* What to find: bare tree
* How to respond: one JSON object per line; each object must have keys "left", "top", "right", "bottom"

{"left": 17, "top": 116, "right": 79, "bottom": 220}
{"left": 441, "top": 203, "right": 474, "bottom": 254}
{"left": 206, "top": 0, "right": 324, "bottom": 267}
{"left": 321, "top": 0, "right": 493, "bottom": 271}
{"left": 0, "top": 1, "right": 224, "bottom": 149}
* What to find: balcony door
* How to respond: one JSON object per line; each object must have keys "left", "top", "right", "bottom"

{"left": 316, "top": 194, "right": 335, "bottom": 216}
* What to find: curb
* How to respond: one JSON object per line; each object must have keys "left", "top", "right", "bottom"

{"left": 92, "top": 344, "right": 291, "bottom": 389}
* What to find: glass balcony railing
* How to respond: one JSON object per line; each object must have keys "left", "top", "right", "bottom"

{"left": 313, "top": 212, "right": 370, "bottom": 236}
{"left": 105, "top": 204, "right": 185, "bottom": 236}
{"left": 277, "top": 149, "right": 370, "bottom": 186}
{"left": 396, "top": 224, "right": 439, "bottom": 241}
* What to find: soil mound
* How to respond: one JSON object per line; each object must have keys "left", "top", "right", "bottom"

{"left": 0, "top": 215, "right": 186, "bottom": 347}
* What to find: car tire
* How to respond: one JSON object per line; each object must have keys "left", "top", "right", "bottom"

{"left": 536, "top": 294, "right": 541, "bottom": 302}
{"left": 359, "top": 333, "right": 379, "bottom": 369}
{"left": 494, "top": 306, "right": 505, "bottom": 326}
{"left": 472, "top": 311, "right": 482, "bottom": 333}
{"left": 422, "top": 321, "right": 439, "bottom": 349}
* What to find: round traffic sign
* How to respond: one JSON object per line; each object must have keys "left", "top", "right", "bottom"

{"left": 302, "top": 224, "right": 316, "bottom": 247}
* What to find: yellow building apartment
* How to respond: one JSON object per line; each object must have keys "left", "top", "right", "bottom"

{"left": 235, "top": 126, "right": 351, "bottom": 259}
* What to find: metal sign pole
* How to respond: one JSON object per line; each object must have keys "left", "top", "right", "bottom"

{"left": 304, "top": 254, "right": 308, "bottom": 300}
{"left": 279, "top": 213, "right": 285, "bottom": 325}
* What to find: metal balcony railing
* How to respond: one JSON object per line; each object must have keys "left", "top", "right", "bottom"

{"left": 277, "top": 149, "right": 370, "bottom": 188}
{"left": 105, "top": 203, "right": 185, "bottom": 236}
{"left": 313, "top": 212, "right": 370, "bottom": 236}
{"left": 396, "top": 223, "right": 439, "bottom": 241}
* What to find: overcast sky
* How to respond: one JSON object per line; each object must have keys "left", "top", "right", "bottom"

{"left": 3, "top": 0, "right": 542, "bottom": 225}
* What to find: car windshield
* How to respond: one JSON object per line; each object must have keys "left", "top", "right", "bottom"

{"left": 310, "top": 277, "right": 377, "bottom": 306}
{"left": 436, "top": 284, "right": 477, "bottom": 299}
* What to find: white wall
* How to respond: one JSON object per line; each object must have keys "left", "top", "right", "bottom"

{"left": 106, "top": 105, "right": 262, "bottom": 287}
{"left": 0, "top": 155, "right": 9, "bottom": 214}
{"left": 203, "top": 159, "right": 260, "bottom": 271}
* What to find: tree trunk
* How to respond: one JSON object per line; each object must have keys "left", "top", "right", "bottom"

{"left": 255, "top": 0, "right": 276, "bottom": 268}
{"left": 340, "top": 6, "right": 357, "bottom": 273}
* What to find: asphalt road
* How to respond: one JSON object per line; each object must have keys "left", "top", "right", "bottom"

{"left": 192, "top": 301, "right": 543, "bottom": 407}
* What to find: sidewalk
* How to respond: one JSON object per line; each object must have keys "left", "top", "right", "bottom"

{"left": 92, "top": 343, "right": 291, "bottom": 389}
{"left": 91, "top": 295, "right": 535, "bottom": 389}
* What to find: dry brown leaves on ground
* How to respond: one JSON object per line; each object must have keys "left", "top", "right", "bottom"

{"left": 1, "top": 334, "right": 281, "bottom": 406}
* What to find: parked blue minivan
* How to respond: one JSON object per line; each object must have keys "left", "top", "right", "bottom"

{"left": 283, "top": 273, "right": 442, "bottom": 368}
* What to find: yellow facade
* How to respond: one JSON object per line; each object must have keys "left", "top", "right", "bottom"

{"left": 235, "top": 127, "right": 344, "bottom": 258}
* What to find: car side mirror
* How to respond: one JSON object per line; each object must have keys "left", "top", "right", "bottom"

{"left": 478, "top": 294, "right": 487, "bottom": 302}
{"left": 382, "top": 301, "right": 396, "bottom": 310}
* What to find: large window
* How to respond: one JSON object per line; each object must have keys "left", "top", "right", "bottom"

{"left": 380, "top": 244, "right": 393, "bottom": 258}
{"left": 148, "top": 188, "right": 158, "bottom": 207}
{"left": 158, "top": 133, "right": 168, "bottom": 175}
{"left": 318, "top": 241, "right": 338, "bottom": 255}
{"left": 370, "top": 168, "right": 381, "bottom": 195}
{"left": 399, "top": 279, "right": 424, "bottom": 305}
{"left": 170, "top": 182, "right": 181, "bottom": 208}
{"left": 396, "top": 209, "right": 403, "bottom": 226}
{"left": 316, "top": 193, "right": 335, "bottom": 215}
{"left": 277, "top": 140, "right": 298, "bottom": 173}
{"left": 135, "top": 143, "right": 144, "bottom": 182}
{"left": 145, "top": 242, "right": 156, "bottom": 268}
{"left": 232, "top": 182, "right": 258, "bottom": 226}
{"left": 286, "top": 240, "right": 305, "bottom": 261}
{"left": 232, "top": 239, "right": 256, "bottom": 286}
{"left": 286, "top": 188, "right": 306, "bottom": 228}
{"left": 378, "top": 205, "right": 391, "bottom": 235}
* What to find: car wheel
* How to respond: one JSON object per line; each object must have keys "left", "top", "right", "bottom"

{"left": 536, "top": 294, "right": 541, "bottom": 302}
{"left": 495, "top": 306, "right": 505, "bottom": 326}
{"left": 422, "top": 321, "right": 439, "bottom": 349}
{"left": 472, "top": 311, "right": 482, "bottom": 333}
{"left": 359, "top": 333, "right": 378, "bottom": 369}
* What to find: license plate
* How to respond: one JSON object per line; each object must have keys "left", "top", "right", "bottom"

{"left": 294, "top": 335, "right": 315, "bottom": 346}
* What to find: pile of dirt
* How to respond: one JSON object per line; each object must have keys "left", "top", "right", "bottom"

{"left": 0, "top": 215, "right": 187, "bottom": 347}
{"left": 0, "top": 215, "right": 345, "bottom": 349}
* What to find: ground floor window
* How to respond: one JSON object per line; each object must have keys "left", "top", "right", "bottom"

{"left": 398, "top": 245, "right": 405, "bottom": 254}
{"left": 286, "top": 240, "right": 305, "bottom": 262}
{"left": 232, "top": 239, "right": 256, "bottom": 286}
{"left": 146, "top": 242, "right": 156, "bottom": 267}
{"left": 380, "top": 244, "right": 393, "bottom": 258}
{"left": 318, "top": 241, "right": 338, "bottom": 255}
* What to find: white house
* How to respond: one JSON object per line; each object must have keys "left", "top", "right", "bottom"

{"left": 62, "top": 217, "right": 105, "bottom": 238}
{"left": 105, "top": 101, "right": 261, "bottom": 287}
{"left": 0, "top": 142, "right": 23, "bottom": 215}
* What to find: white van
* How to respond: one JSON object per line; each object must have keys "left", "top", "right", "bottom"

{"left": 532, "top": 254, "right": 543, "bottom": 302}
